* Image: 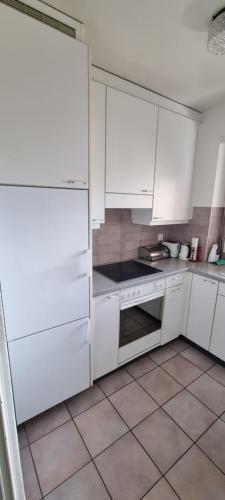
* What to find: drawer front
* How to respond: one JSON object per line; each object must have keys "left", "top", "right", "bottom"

{"left": 166, "top": 274, "right": 184, "bottom": 288}
{"left": 218, "top": 281, "right": 225, "bottom": 297}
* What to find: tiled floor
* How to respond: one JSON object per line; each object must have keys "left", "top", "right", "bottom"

{"left": 18, "top": 337, "right": 225, "bottom": 499}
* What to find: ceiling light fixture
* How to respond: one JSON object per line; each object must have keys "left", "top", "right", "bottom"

{"left": 208, "top": 7, "right": 225, "bottom": 55}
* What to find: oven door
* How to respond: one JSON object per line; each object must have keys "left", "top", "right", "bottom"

{"left": 119, "top": 291, "right": 164, "bottom": 364}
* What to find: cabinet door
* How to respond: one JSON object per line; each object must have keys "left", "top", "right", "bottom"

{"left": 186, "top": 274, "right": 218, "bottom": 350}
{"left": 210, "top": 294, "right": 225, "bottom": 361}
{"left": 152, "top": 108, "right": 198, "bottom": 222}
{"left": 0, "top": 187, "right": 89, "bottom": 341}
{"left": 93, "top": 293, "right": 119, "bottom": 379}
{"left": 8, "top": 318, "right": 90, "bottom": 424}
{"left": 91, "top": 81, "right": 106, "bottom": 225}
{"left": 106, "top": 87, "right": 157, "bottom": 195}
{"left": 161, "top": 284, "right": 186, "bottom": 345}
{"left": 0, "top": 4, "right": 88, "bottom": 188}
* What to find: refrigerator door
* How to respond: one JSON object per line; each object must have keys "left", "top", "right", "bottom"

{"left": 8, "top": 318, "right": 90, "bottom": 424}
{"left": 0, "top": 186, "right": 90, "bottom": 341}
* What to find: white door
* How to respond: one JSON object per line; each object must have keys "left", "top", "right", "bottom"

{"left": 9, "top": 318, "right": 90, "bottom": 424}
{"left": 0, "top": 187, "right": 89, "bottom": 341}
{"left": 210, "top": 293, "right": 225, "bottom": 361}
{"left": 186, "top": 274, "right": 218, "bottom": 350}
{"left": 152, "top": 108, "right": 198, "bottom": 222}
{"left": 93, "top": 293, "right": 119, "bottom": 379}
{"left": 161, "top": 284, "right": 186, "bottom": 345}
{"left": 0, "top": 4, "right": 88, "bottom": 189}
{"left": 106, "top": 87, "right": 157, "bottom": 195}
{"left": 91, "top": 81, "right": 106, "bottom": 226}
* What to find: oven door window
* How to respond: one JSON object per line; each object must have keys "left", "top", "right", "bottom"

{"left": 120, "top": 296, "right": 163, "bottom": 347}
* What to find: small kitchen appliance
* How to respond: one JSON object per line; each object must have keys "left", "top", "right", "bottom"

{"left": 179, "top": 243, "right": 191, "bottom": 260}
{"left": 138, "top": 244, "right": 169, "bottom": 261}
{"left": 162, "top": 241, "right": 180, "bottom": 258}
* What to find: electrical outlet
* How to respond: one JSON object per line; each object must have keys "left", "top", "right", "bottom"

{"left": 158, "top": 233, "right": 163, "bottom": 242}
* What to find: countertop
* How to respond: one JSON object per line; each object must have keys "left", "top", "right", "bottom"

{"left": 93, "top": 258, "right": 225, "bottom": 297}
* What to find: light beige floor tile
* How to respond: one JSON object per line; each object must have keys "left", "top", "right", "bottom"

{"left": 95, "top": 433, "right": 161, "bottom": 500}
{"left": 20, "top": 446, "right": 41, "bottom": 500}
{"left": 197, "top": 419, "right": 225, "bottom": 473}
{"left": 138, "top": 367, "right": 182, "bottom": 405}
{"left": 207, "top": 363, "right": 225, "bottom": 386}
{"left": 188, "top": 373, "right": 225, "bottom": 416}
{"left": 44, "top": 462, "right": 110, "bottom": 500}
{"left": 74, "top": 399, "right": 128, "bottom": 457}
{"left": 31, "top": 420, "right": 90, "bottom": 496}
{"left": 166, "top": 445, "right": 225, "bottom": 500}
{"left": 143, "top": 478, "right": 179, "bottom": 500}
{"left": 163, "top": 390, "right": 216, "bottom": 440}
{"left": 162, "top": 354, "right": 203, "bottom": 386}
{"left": 181, "top": 346, "right": 215, "bottom": 371}
{"left": 169, "top": 338, "right": 189, "bottom": 353}
{"left": 126, "top": 356, "right": 157, "bottom": 379}
{"left": 98, "top": 369, "right": 133, "bottom": 396}
{"left": 66, "top": 384, "right": 105, "bottom": 417}
{"left": 133, "top": 408, "right": 191, "bottom": 474}
{"left": 25, "top": 403, "right": 70, "bottom": 443}
{"left": 109, "top": 381, "right": 158, "bottom": 428}
{"left": 148, "top": 346, "right": 177, "bottom": 365}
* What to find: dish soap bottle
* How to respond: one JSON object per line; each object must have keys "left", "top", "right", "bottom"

{"left": 208, "top": 243, "right": 219, "bottom": 263}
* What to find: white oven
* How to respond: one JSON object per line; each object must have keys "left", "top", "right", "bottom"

{"left": 119, "top": 279, "right": 165, "bottom": 364}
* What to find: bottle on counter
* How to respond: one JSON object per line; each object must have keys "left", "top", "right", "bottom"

{"left": 189, "top": 237, "right": 199, "bottom": 262}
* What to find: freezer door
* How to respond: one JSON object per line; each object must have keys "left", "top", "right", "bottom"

{"left": 0, "top": 187, "right": 90, "bottom": 341}
{"left": 8, "top": 318, "right": 90, "bottom": 424}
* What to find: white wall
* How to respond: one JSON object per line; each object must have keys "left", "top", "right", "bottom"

{"left": 192, "top": 101, "right": 225, "bottom": 207}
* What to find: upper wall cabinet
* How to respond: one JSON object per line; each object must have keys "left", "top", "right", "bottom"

{"left": 91, "top": 81, "right": 106, "bottom": 227}
{"left": 152, "top": 109, "right": 198, "bottom": 223}
{"left": 106, "top": 87, "right": 158, "bottom": 208}
{"left": 0, "top": 4, "right": 89, "bottom": 189}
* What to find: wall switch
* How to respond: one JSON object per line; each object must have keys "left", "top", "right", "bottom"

{"left": 158, "top": 233, "right": 163, "bottom": 242}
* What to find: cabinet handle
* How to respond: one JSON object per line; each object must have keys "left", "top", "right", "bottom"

{"left": 152, "top": 217, "right": 164, "bottom": 220}
{"left": 140, "top": 189, "right": 151, "bottom": 193}
{"left": 63, "top": 179, "right": 87, "bottom": 185}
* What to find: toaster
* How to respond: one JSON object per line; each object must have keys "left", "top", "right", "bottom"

{"left": 138, "top": 244, "right": 170, "bottom": 261}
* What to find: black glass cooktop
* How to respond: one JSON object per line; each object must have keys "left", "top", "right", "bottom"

{"left": 94, "top": 260, "right": 162, "bottom": 283}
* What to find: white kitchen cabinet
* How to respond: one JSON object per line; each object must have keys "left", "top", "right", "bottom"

{"left": 210, "top": 283, "right": 225, "bottom": 361}
{"left": 0, "top": 4, "right": 88, "bottom": 188}
{"left": 8, "top": 318, "right": 90, "bottom": 424}
{"left": 106, "top": 87, "right": 157, "bottom": 203}
{"left": 152, "top": 108, "right": 198, "bottom": 223}
{"left": 91, "top": 81, "right": 106, "bottom": 227}
{"left": 161, "top": 284, "right": 186, "bottom": 345}
{"left": 0, "top": 187, "right": 89, "bottom": 341}
{"left": 93, "top": 292, "right": 119, "bottom": 379}
{"left": 186, "top": 274, "right": 218, "bottom": 350}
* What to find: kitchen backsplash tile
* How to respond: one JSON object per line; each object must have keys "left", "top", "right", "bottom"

{"left": 92, "top": 207, "right": 225, "bottom": 265}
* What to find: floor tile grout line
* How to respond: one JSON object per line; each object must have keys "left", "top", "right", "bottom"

{"left": 22, "top": 422, "right": 44, "bottom": 498}
{"left": 68, "top": 400, "right": 114, "bottom": 500}
{"left": 205, "top": 370, "right": 225, "bottom": 389}
{"left": 64, "top": 391, "right": 106, "bottom": 419}
{"left": 23, "top": 414, "right": 72, "bottom": 447}
{"left": 195, "top": 439, "right": 225, "bottom": 477}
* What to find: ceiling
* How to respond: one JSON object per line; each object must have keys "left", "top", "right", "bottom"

{"left": 45, "top": 0, "right": 225, "bottom": 111}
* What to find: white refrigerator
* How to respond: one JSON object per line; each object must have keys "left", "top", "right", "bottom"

{"left": 0, "top": 186, "right": 90, "bottom": 424}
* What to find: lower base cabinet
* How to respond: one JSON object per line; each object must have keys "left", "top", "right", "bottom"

{"left": 8, "top": 318, "right": 90, "bottom": 424}
{"left": 210, "top": 284, "right": 225, "bottom": 361}
{"left": 186, "top": 274, "right": 218, "bottom": 350}
{"left": 161, "top": 284, "right": 186, "bottom": 345}
{"left": 93, "top": 292, "right": 119, "bottom": 379}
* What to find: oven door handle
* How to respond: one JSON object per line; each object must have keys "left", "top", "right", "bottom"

{"left": 120, "top": 290, "right": 164, "bottom": 310}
